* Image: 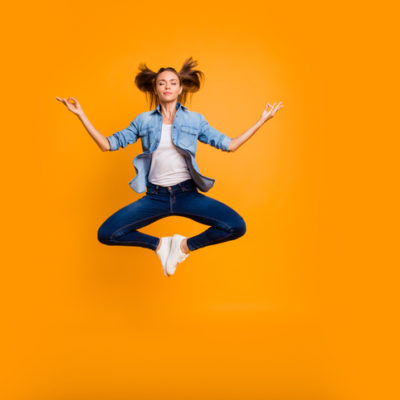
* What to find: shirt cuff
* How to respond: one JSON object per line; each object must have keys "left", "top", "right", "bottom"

{"left": 221, "top": 135, "right": 232, "bottom": 152}
{"left": 107, "top": 136, "right": 118, "bottom": 151}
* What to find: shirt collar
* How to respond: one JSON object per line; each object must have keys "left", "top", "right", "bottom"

{"left": 151, "top": 101, "right": 188, "bottom": 115}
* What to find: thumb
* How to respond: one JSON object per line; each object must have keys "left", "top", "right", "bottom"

{"left": 68, "top": 97, "right": 79, "bottom": 106}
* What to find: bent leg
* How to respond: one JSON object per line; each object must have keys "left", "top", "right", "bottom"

{"left": 97, "top": 195, "right": 170, "bottom": 251}
{"left": 173, "top": 191, "right": 246, "bottom": 251}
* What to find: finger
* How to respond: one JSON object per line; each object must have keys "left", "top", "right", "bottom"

{"left": 63, "top": 99, "right": 72, "bottom": 109}
{"left": 69, "top": 96, "right": 79, "bottom": 104}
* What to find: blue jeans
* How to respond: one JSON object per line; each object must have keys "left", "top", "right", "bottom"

{"left": 97, "top": 178, "right": 246, "bottom": 251}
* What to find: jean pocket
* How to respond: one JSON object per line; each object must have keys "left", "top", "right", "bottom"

{"left": 179, "top": 126, "right": 198, "bottom": 148}
{"left": 140, "top": 128, "right": 153, "bottom": 150}
{"left": 181, "top": 185, "right": 197, "bottom": 193}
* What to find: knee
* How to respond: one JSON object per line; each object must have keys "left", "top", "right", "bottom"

{"left": 229, "top": 216, "right": 247, "bottom": 238}
{"left": 97, "top": 225, "right": 113, "bottom": 245}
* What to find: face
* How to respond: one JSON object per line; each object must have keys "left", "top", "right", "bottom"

{"left": 154, "top": 70, "right": 182, "bottom": 103}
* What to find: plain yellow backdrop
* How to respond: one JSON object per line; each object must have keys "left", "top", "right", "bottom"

{"left": 1, "top": 0, "right": 398, "bottom": 399}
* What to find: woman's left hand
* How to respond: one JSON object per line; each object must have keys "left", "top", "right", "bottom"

{"left": 259, "top": 101, "right": 284, "bottom": 124}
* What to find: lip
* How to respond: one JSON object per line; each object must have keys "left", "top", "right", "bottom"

{"left": 163, "top": 92, "right": 172, "bottom": 95}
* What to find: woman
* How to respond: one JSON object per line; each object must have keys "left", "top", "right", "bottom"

{"left": 56, "top": 57, "right": 283, "bottom": 277}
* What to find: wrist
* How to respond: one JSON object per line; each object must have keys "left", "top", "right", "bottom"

{"left": 76, "top": 111, "right": 85, "bottom": 120}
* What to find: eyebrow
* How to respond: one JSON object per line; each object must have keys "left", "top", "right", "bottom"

{"left": 158, "top": 78, "right": 178, "bottom": 82}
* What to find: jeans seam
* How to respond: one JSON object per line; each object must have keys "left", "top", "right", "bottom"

{"left": 107, "top": 239, "right": 157, "bottom": 249}
{"left": 173, "top": 211, "right": 233, "bottom": 231}
{"left": 188, "top": 231, "right": 241, "bottom": 251}
{"left": 110, "top": 212, "right": 169, "bottom": 240}
{"left": 191, "top": 236, "right": 231, "bottom": 249}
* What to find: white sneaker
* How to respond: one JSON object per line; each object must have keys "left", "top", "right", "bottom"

{"left": 155, "top": 236, "right": 173, "bottom": 276}
{"left": 165, "top": 234, "right": 190, "bottom": 276}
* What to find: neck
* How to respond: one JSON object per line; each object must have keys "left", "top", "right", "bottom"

{"left": 159, "top": 100, "right": 177, "bottom": 117}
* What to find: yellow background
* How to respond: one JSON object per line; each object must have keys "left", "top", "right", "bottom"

{"left": 1, "top": 0, "right": 398, "bottom": 399}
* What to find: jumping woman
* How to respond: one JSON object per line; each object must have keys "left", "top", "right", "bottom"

{"left": 56, "top": 57, "right": 283, "bottom": 277}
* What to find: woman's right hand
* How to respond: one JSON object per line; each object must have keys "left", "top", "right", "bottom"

{"left": 56, "top": 96, "right": 83, "bottom": 116}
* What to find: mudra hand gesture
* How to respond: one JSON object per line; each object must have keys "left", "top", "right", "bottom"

{"left": 56, "top": 96, "right": 83, "bottom": 116}
{"left": 260, "top": 101, "right": 284, "bottom": 124}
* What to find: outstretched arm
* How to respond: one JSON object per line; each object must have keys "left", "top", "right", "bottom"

{"left": 56, "top": 96, "right": 139, "bottom": 152}
{"left": 56, "top": 96, "right": 111, "bottom": 152}
{"left": 228, "top": 102, "right": 284, "bottom": 152}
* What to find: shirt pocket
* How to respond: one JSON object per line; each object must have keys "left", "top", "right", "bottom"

{"left": 139, "top": 127, "right": 153, "bottom": 150}
{"left": 178, "top": 125, "right": 198, "bottom": 149}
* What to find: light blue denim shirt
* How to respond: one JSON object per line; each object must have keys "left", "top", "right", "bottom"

{"left": 106, "top": 102, "right": 232, "bottom": 193}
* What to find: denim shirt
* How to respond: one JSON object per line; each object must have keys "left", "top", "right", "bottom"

{"left": 106, "top": 102, "right": 232, "bottom": 193}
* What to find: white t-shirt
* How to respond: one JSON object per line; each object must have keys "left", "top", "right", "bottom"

{"left": 148, "top": 123, "right": 191, "bottom": 186}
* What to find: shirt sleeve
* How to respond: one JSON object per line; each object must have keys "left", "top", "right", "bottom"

{"left": 198, "top": 114, "right": 231, "bottom": 152}
{"left": 106, "top": 115, "right": 140, "bottom": 151}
